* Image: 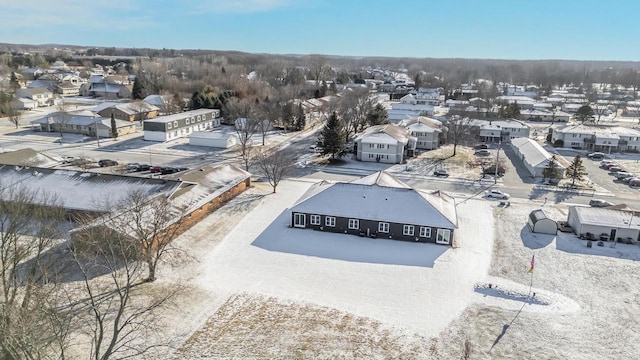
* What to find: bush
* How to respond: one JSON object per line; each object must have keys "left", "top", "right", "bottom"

{"left": 553, "top": 139, "right": 564, "bottom": 147}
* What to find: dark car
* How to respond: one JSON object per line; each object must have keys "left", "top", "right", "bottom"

{"left": 98, "top": 159, "right": 118, "bottom": 167}
{"left": 433, "top": 169, "right": 449, "bottom": 177}
{"left": 474, "top": 144, "right": 488, "bottom": 150}
{"left": 136, "top": 164, "right": 151, "bottom": 172}
{"left": 149, "top": 166, "right": 162, "bottom": 173}
{"left": 160, "top": 167, "right": 178, "bottom": 175}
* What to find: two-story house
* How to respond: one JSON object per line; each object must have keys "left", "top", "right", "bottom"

{"left": 551, "top": 124, "right": 640, "bottom": 152}
{"left": 354, "top": 124, "right": 416, "bottom": 163}
{"left": 143, "top": 109, "right": 221, "bottom": 142}
{"left": 399, "top": 116, "right": 443, "bottom": 150}
{"left": 471, "top": 118, "right": 532, "bottom": 143}
{"left": 15, "top": 88, "right": 53, "bottom": 107}
{"left": 95, "top": 102, "right": 160, "bottom": 122}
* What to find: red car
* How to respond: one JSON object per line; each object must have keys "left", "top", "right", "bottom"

{"left": 149, "top": 166, "right": 162, "bottom": 173}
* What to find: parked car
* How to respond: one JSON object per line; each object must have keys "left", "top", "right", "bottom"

{"left": 433, "top": 169, "right": 449, "bottom": 177}
{"left": 98, "top": 159, "right": 118, "bottom": 167}
{"left": 607, "top": 166, "right": 624, "bottom": 173}
{"left": 71, "top": 158, "right": 92, "bottom": 166}
{"left": 136, "top": 164, "right": 151, "bottom": 172}
{"left": 485, "top": 190, "right": 510, "bottom": 199}
{"left": 125, "top": 162, "right": 140, "bottom": 171}
{"left": 587, "top": 152, "right": 605, "bottom": 160}
{"left": 160, "top": 167, "right": 178, "bottom": 175}
{"left": 624, "top": 176, "right": 640, "bottom": 184}
{"left": 474, "top": 144, "right": 488, "bottom": 150}
{"left": 149, "top": 166, "right": 162, "bottom": 173}
{"left": 602, "top": 163, "right": 618, "bottom": 170}
{"left": 600, "top": 160, "right": 615, "bottom": 167}
{"left": 589, "top": 199, "right": 614, "bottom": 207}
{"left": 615, "top": 172, "right": 633, "bottom": 180}
{"left": 629, "top": 178, "right": 640, "bottom": 187}
{"left": 475, "top": 150, "right": 491, "bottom": 156}
{"left": 61, "top": 156, "right": 75, "bottom": 164}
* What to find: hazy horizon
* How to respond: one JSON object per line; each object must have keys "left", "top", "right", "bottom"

{"left": 1, "top": 0, "right": 640, "bottom": 62}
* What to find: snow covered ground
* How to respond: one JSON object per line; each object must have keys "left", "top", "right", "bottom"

{"left": 97, "top": 175, "right": 640, "bottom": 359}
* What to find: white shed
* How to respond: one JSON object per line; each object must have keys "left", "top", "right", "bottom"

{"left": 189, "top": 131, "right": 237, "bottom": 149}
{"left": 511, "top": 137, "right": 565, "bottom": 178}
{"left": 527, "top": 209, "right": 557, "bottom": 235}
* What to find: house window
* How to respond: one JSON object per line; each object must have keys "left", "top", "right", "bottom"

{"left": 436, "top": 229, "right": 451, "bottom": 245}
{"left": 387, "top": 144, "right": 390, "bottom": 149}
{"left": 403, "top": 225, "right": 414, "bottom": 236}
{"left": 186, "top": 118, "right": 190, "bottom": 124}
{"left": 197, "top": 116, "right": 201, "bottom": 122}
{"left": 173, "top": 131, "right": 177, "bottom": 137}
{"left": 377, "top": 144, "right": 385, "bottom": 149}
{"left": 378, "top": 222, "right": 389, "bottom": 233}
{"left": 348, "top": 219, "right": 359, "bottom": 230}
{"left": 369, "top": 144, "right": 374, "bottom": 148}
{"left": 293, "top": 213, "right": 306, "bottom": 228}
{"left": 368, "top": 154, "right": 375, "bottom": 158}
{"left": 310, "top": 215, "right": 321, "bottom": 225}
{"left": 420, "top": 227, "right": 431, "bottom": 237}
{"left": 167, "top": 122, "right": 172, "bottom": 129}
{"left": 325, "top": 216, "right": 336, "bottom": 227}
{"left": 173, "top": 121, "right": 178, "bottom": 128}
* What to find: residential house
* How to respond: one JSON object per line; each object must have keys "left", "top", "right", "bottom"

{"left": 471, "top": 118, "right": 531, "bottom": 143}
{"left": 567, "top": 206, "right": 640, "bottom": 244}
{"left": 54, "top": 81, "right": 81, "bottom": 96}
{"left": 20, "top": 67, "right": 44, "bottom": 80}
{"left": 511, "top": 137, "right": 565, "bottom": 178}
{"left": 11, "top": 97, "right": 37, "bottom": 111}
{"left": 495, "top": 96, "right": 536, "bottom": 110}
{"left": 143, "top": 109, "right": 221, "bottom": 142}
{"left": 94, "top": 102, "right": 160, "bottom": 122}
{"left": 30, "top": 110, "right": 136, "bottom": 138}
{"left": 16, "top": 88, "right": 53, "bottom": 107}
{"left": 399, "top": 116, "right": 443, "bottom": 150}
{"left": 388, "top": 93, "right": 437, "bottom": 123}
{"left": 519, "top": 109, "right": 571, "bottom": 122}
{"left": 289, "top": 171, "right": 458, "bottom": 245}
{"left": 87, "top": 83, "right": 131, "bottom": 99}
{"left": 551, "top": 124, "right": 640, "bottom": 152}
{"left": 354, "top": 124, "right": 417, "bottom": 163}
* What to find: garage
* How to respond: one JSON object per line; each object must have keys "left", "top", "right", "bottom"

{"left": 528, "top": 209, "right": 558, "bottom": 235}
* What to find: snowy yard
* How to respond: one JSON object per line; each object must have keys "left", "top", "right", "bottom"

{"left": 116, "top": 175, "right": 640, "bottom": 359}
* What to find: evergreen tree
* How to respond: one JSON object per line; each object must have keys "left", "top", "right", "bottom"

{"left": 542, "top": 155, "right": 561, "bottom": 181}
{"left": 318, "top": 112, "right": 346, "bottom": 159}
{"left": 575, "top": 105, "right": 594, "bottom": 123}
{"left": 566, "top": 155, "right": 588, "bottom": 187}
{"left": 9, "top": 72, "right": 20, "bottom": 91}
{"left": 110, "top": 113, "right": 118, "bottom": 139}
{"left": 131, "top": 76, "right": 147, "bottom": 100}
{"left": 366, "top": 103, "right": 388, "bottom": 126}
{"left": 294, "top": 103, "right": 306, "bottom": 131}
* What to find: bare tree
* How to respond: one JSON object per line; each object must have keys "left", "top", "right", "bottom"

{"left": 446, "top": 116, "right": 478, "bottom": 156}
{"left": 71, "top": 222, "right": 175, "bottom": 360}
{"left": 7, "top": 109, "right": 21, "bottom": 129}
{"left": 0, "top": 185, "right": 72, "bottom": 359}
{"left": 461, "top": 339, "right": 473, "bottom": 360}
{"left": 255, "top": 148, "right": 297, "bottom": 193}
{"left": 131, "top": 101, "right": 149, "bottom": 125}
{"left": 104, "top": 190, "right": 186, "bottom": 282}
{"left": 56, "top": 101, "right": 71, "bottom": 139}
{"left": 226, "top": 98, "right": 260, "bottom": 171}
{"left": 336, "top": 87, "right": 374, "bottom": 143}
{"left": 308, "top": 55, "right": 329, "bottom": 82}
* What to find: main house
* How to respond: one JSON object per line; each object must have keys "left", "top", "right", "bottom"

{"left": 471, "top": 118, "right": 532, "bottom": 143}
{"left": 94, "top": 102, "right": 160, "bottom": 122}
{"left": 399, "top": 116, "right": 443, "bottom": 150}
{"left": 143, "top": 108, "right": 221, "bottom": 142}
{"left": 15, "top": 88, "right": 54, "bottom": 107}
{"left": 31, "top": 110, "right": 136, "bottom": 138}
{"left": 551, "top": 124, "right": 640, "bottom": 152}
{"left": 353, "top": 124, "right": 416, "bottom": 163}
{"left": 289, "top": 171, "right": 457, "bottom": 245}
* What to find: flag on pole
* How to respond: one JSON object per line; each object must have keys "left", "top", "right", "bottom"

{"left": 527, "top": 255, "right": 535, "bottom": 273}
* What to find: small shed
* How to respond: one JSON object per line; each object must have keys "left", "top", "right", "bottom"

{"left": 528, "top": 209, "right": 557, "bottom": 235}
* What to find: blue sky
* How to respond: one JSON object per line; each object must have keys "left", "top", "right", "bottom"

{"left": 1, "top": 0, "right": 639, "bottom": 61}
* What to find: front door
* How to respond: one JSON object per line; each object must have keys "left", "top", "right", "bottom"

{"left": 610, "top": 229, "right": 617, "bottom": 242}
{"left": 293, "top": 213, "right": 306, "bottom": 228}
{"left": 436, "top": 229, "right": 451, "bottom": 245}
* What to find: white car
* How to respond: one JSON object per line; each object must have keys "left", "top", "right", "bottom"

{"left": 486, "top": 190, "right": 510, "bottom": 199}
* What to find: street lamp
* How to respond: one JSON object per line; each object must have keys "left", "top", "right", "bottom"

{"left": 94, "top": 114, "right": 100, "bottom": 147}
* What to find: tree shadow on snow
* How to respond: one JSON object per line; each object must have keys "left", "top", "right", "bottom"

{"left": 251, "top": 211, "right": 449, "bottom": 267}
{"left": 520, "top": 225, "right": 555, "bottom": 249}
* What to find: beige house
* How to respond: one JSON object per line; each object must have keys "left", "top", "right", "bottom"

{"left": 95, "top": 102, "right": 160, "bottom": 122}
{"left": 399, "top": 116, "right": 443, "bottom": 150}
{"left": 354, "top": 124, "right": 416, "bottom": 163}
{"left": 15, "top": 88, "right": 53, "bottom": 107}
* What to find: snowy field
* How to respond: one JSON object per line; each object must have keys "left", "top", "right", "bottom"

{"left": 104, "top": 176, "right": 640, "bottom": 359}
